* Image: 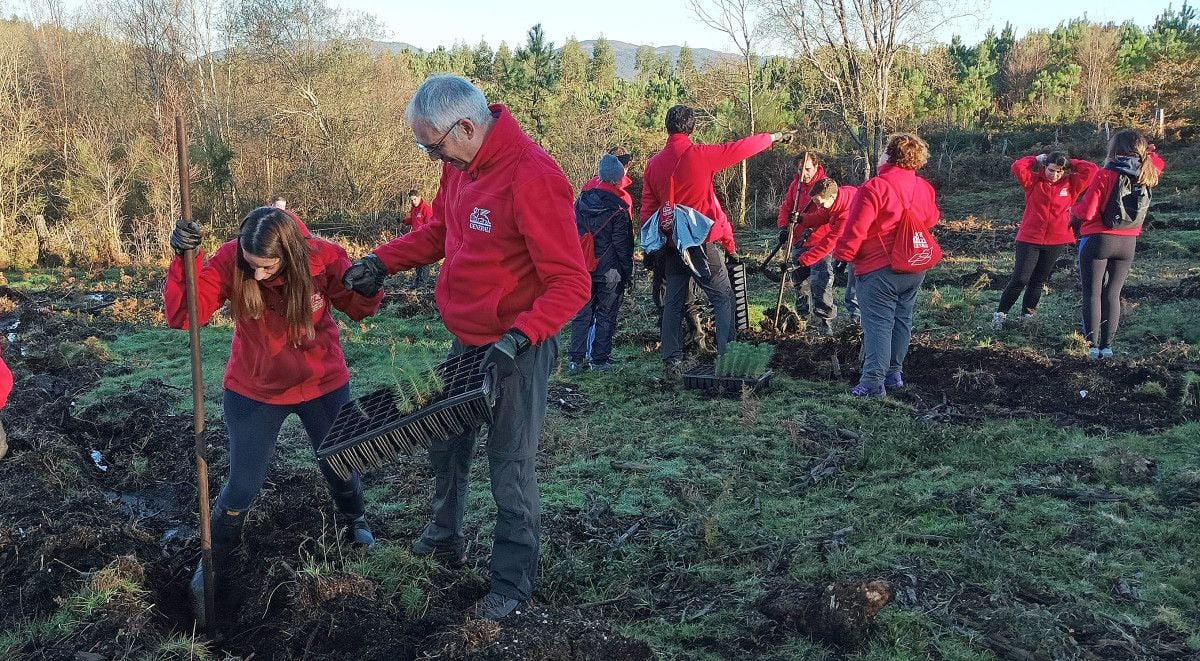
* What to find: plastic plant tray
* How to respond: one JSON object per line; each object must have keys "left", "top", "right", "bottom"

{"left": 729, "top": 260, "right": 750, "bottom": 331}
{"left": 317, "top": 346, "right": 496, "bottom": 480}
{"left": 682, "top": 363, "right": 773, "bottom": 396}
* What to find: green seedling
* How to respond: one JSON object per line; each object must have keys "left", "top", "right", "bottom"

{"left": 715, "top": 341, "right": 775, "bottom": 378}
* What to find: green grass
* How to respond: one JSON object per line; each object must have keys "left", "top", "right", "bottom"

{"left": 9, "top": 173, "right": 1196, "bottom": 658}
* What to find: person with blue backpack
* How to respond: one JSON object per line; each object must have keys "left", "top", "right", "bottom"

{"left": 1069, "top": 129, "right": 1164, "bottom": 360}
{"left": 567, "top": 153, "right": 634, "bottom": 373}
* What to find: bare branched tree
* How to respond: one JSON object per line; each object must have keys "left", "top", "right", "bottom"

{"left": 766, "top": 0, "right": 967, "bottom": 180}
{"left": 691, "top": 0, "right": 759, "bottom": 226}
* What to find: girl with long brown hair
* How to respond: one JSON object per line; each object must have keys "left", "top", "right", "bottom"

{"left": 164, "top": 206, "right": 384, "bottom": 623}
{"left": 1069, "top": 129, "right": 1165, "bottom": 360}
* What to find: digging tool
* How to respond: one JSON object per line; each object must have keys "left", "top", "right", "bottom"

{"left": 772, "top": 197, "right": 818, "bottom": 330}
{"left": 176, "top": 115, "right": 215, "bottom": 629}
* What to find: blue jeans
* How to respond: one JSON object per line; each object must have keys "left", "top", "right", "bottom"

{"left": 857, "top": 268, "right": 925, "bottom": 389}
{"left": 845, "top": 264, "right": 860, "bottom": 321}
{"left": 216, "top": 383, "right": 363, "bottom": 515}
{"left": 568, "top": 268, "right": 625, "bottom": 364}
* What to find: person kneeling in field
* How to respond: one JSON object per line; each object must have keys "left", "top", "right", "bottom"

{"left": 992, "top": 150, "right": 1097, "bottom": 330}
{"left": 165, "top": 206, "right": 384, "bottom": 625}
{"left": 341, "top": 74, "right": 590, "bottom": 621}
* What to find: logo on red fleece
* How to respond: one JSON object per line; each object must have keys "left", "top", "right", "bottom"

{"left": 469, "top": 207, "right": 492, "bottom": 233}
{"left": 310, "top": 293, "right": 325, "bottom": 312}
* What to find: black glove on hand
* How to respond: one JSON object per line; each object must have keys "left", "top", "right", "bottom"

{"left": 833, "top": 260, "right": 848, "bottom": 276}
{"left": 725, "top": 251, "right": 742, "bottom": 266}
{"left": 482, "top": 329, "right": 531, "bottom": 383}
{"left": 777, "top": 228, "right": 790, "bottom": 246}
{"left": 342, "top": 254, "right": 388, "bottom": 297}
{"left": 170, "top": 219, "right": 202, "bottom": 256}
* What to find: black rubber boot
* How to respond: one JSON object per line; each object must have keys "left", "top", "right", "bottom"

{"left": 331, "top": 488, "right": 375, "bottom": 549}
{"left": 191, "top": 508, "right": 246, "bottom": 629}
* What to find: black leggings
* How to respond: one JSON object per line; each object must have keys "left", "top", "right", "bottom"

{"left": 997, "top": 241, "right": 1067, "bottom": 314}
{"left": 1078, "top": 234, "right": 1137, "bottom": 349}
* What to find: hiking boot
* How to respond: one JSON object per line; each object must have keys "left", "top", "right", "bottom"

{"left": 567, "top": 360, "right": 586, "bottom": 375}
{"left": 991, "top": 311, "right": 1007, "bottom": 330}
{"left": 1099, "top": 347, "right": 1114, "bottom": 360}
{"left": 477, "top": 591, "right": 529, "bottom": 621}
{"left": 411, "top": 538, "right": 467, "bottom": 569}
{"left": 850, "top": 383, "right": 886, "bottom": 398}
{"left": 884, "top": 372, "right": 904, "bottom": 389}
{"left": 590, "top": 361, "right": 615, "bottom": 372}
{"left": 341, "top": 514, "right": 376, "bottom": 549}
{"left": 1021, "top": 310, "right": 1039, "bottom": 324}
{"left": 1087, "top": 347, "right": 1100, "bottom": 361}
{"left": 665, "top": 361, "right": 685, "bottom": 381}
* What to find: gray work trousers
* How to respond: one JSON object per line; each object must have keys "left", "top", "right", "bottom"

{"left": 661, "top": 243, "right": 734, "bottom": 364}
{"left": 416, "top": 336, "right": 556, "bottom": 601}
{"left": 857, "top": 267, "right": 925, "bottom": 389}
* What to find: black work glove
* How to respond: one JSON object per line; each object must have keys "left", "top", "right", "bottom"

{"left": 777, "top": 228, "right": 790, "bottom": 246}
{"left": 170, "top": 219, "right": 202, "bottom": 256}
{"left": 341, "top": 253, "right": 388, "bottom": 297}
{"left": 833, "top": 260, "right": 848, "bottom": 277}
{"left": 725, "top": 251, "right": 742, "bottom": 266}
{"left": 482, "top": 329, "right": 531, "bottom": 383}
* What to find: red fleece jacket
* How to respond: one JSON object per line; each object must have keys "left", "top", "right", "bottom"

{"left": 795, "top": 185, "right": 857, "bottom": 266}
{"left": 1071, "top": 152, "right": 1166, "bottom": 238}
{"left": 641, "top": 132, "right": 774, "bottom": 254}
{"left": 583, "top": 174, "right": 634, "bottom": 211}
{"left": 373, "top": 105, "right": 590, "bottom": 346}
{"left": 834, "top": 164, "right": 940, "bottom": 276}
{"left": 405, "top": 200, "right": 433, "bottom": 231}
{"left": 1012, "top": 156, "right": 1098, "bottom": 245}
{"left": 777, "top": 165, "right": 828, "bottom": 245}
{"left": 164, "top": 233, "right": 383, "bottom": 405}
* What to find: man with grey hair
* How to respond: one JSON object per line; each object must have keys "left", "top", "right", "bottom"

{"left": 342, "top": 74, "right": 590, "bottom": 620}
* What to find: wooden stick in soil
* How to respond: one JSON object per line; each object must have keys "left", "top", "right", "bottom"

{"left": 773, "top": 198, "right": 816, "bottom": 331}
{"left": 176, "top": 114, "right": 215, "bottom": 627}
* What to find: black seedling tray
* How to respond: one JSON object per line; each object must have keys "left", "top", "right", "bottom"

{"left": 729, "top": 260, "right": 750, "bottom": 331}
{"left": 682, "top": 363, "right": 773, "bottom": 396}
{"left": 317, "top": 346, "right": 496, "bottom": 480}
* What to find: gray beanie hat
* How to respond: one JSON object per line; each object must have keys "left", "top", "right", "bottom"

{"left": 598, "top": 153, "right": 625, "bottom": 184}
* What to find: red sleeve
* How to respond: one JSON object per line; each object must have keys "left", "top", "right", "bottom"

{"left": 921, "top": 179, "right": 940, "bottom": 229}
{"left": 778, "top": 176, "right": 799, "bottom": 227}
{"left": 376, "top": 172, "right": 451, "bottom": 271}
{"left": 0, "top": 350, "right": 12, "bottom": 409}
{"left": 402, "top": 207, "right": 413, "bottom": 226}
{"left": 693, "top": 133, "right": 775, "bottom": 175}
{"left": 799, "top": 190, "right": 855, "bottom": 266}
{"left": 1071, "top": 171, "right": 1112, "bottom": 223}
{"left": 317, "top": 240, "right": 384, "bottom": 321}
{"left": 1011, "top": 155, "right": 1038, "bottom": 190}
{"left": 163, "top": 243, "right": 236, "bottom": 329}
{"left": 1067, "top": 159, "right": 1099, "bottom": 198}
{"left": 510, "top": 172, "right": 592, "bottom": 344}
{"left": 640, "top": 163, "right": 662, "bottom": 222}
{"left": 834, "top": 182, "right": 882, "bottom": 262}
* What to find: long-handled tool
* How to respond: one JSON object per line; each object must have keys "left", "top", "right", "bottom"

{"left": 772, "top": 197, "right": 817, "bottom": 329}
{"left": 176, "top": 114, "right": 215, "bottom": 628}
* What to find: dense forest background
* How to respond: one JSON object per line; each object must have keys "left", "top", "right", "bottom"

{"left": 0, "top": 0, "right": 1197, "bottom": 267}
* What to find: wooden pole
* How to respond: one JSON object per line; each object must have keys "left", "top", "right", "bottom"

{"left": 176, "top": 114, "right": 214, "bottom": 627}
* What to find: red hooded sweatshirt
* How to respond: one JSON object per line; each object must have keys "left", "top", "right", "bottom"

{"left": 641, "top": 132, "right": 774, "bottom": 254}
{"left": 405, "top": 200, "right": 433, "bottom": 231}
{"left": 777, "top": 165, "right": 828, "bottom": 245}
{"left": 164, "top": 229, "right": 384, "bottom": 405}
{"left": 373, "top": 105, "right": 590, "bottom": 347}
{"left": 0, "top": 348, "right": 11, "bottom": 409}
{"left": 1071, "top": 152, "right": 1166, "bottom": 238}
{"left": 795, "top": 185, "right": 858, "bottom": 266}
{"left": 1011, "top": 155, "right": 1098, "bottom": 245}
{"left": 834, "top": 164, "right": 940, "bottom": 276}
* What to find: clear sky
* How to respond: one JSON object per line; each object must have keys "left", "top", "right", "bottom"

{"left": 335, "top": 0, "right": 1168, "bottom": 53}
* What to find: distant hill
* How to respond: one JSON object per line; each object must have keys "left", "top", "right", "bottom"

{"left": 364, "top": 39, "right": 746, "bottom": 80}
